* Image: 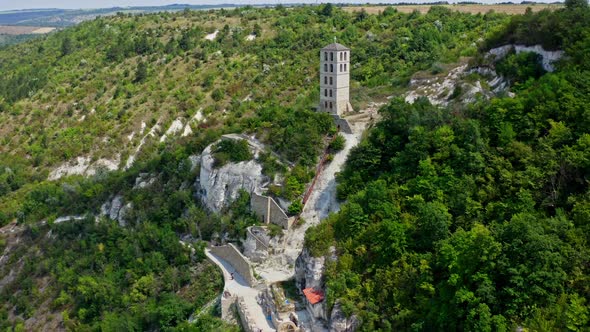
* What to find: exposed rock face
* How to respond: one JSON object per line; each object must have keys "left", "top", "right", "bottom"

{"left": 295, "top": 248, "right": 326, "bottom": 291}
{"left": 160, "top": 118, "right": 184, "bottom": 142}
{"left": 405, "top": 64, "right": 511, "bottom": 107}
{"left": 100, "top": 195, "right": 132, "bottom": 226}
{"left": 487, "top": 44, "right": 564, "bottom": 72}
{"left": 48, "top": 155, "right": 120, "bottom": 180}
{"left": 329, "top": 302, "right": 361, "bottom": 332}
{"left": 294, "top": 247, "right": 340, "bottom": 325}
{"left": 243, "top": 226, "right": 271, "bottom": 263}
{"left": 196, "top": 135, "right": 268, "bottom": 213}
{"left": 134, "top": 173, "right": 157, "bottom": 189}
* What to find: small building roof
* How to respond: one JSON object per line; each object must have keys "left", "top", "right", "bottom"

{"left": 321, "top": 42, "right": 350, "bottom": 51}
{"left": 303, "top": 288, "right": 325, "bottom": 305}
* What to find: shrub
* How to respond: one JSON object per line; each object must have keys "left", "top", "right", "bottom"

{"left": 212, "top": 139, "right": 252, "bottom": 168}
{"left": 267, "top": 224, "right": 283, "bottom": 238}
{"left": 258, "top": 152, "right": 286, "bottom": 179}
{"left": 287, "top": 200, "right": 303, "bottom": 216}
{"left": 211, "top": 88, "right": 224, "bottom": 101}
{"left": 495, "top": 51, "right": 545, "bottom": 84}
{"left": 329, "top": 134, "right": 346, "bottom": 152}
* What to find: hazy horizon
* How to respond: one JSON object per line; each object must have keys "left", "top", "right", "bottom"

{"left": 0, "top": 0, "right": 562, "bottom": 12}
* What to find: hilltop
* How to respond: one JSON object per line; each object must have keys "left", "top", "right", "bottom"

{"left": 1, "top": 3, "right": 588, "bottom": 331}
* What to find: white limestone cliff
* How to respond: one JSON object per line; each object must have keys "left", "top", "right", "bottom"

{"left": 196, "top": 135, "right": 268, "bottom": 213}
{"left": 488, "top": 44, "right": 564, "bottom": 72}
{"left": 329, "top": 302, "right": 361, "bottom": 332}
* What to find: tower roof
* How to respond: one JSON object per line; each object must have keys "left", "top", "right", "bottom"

{"left": 321, "top": 42, "right": 350, "bottom": 51}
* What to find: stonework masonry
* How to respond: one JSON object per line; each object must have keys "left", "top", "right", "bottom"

{"left": 248, "top": 226, "right": 270, "bottom": 251}
{"left": 221, "top": 293, "right": 238, "bottom": 322}
{"left": 320, "top": 43, "right": 351, "bottom": 116}
{"left": 251, "top": 193, "right": 292, "bottom": 229}
{"left": 209, "top": 244, "right": 257, "bottom": 287}
{"left": 236, "top": 297, "right": 257, "bottom": 332}
{"left": 332, "top": 114, "right": 353, "bottom": 134}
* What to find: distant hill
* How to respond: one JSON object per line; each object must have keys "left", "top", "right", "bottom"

{"left": 0, "top": 4, "right": 249, "bottom": 27}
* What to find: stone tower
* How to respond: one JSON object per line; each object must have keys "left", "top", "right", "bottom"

{"left": 319, "top": 42, "right": 351, "bottom": 116}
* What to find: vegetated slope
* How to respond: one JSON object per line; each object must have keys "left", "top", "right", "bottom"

{"left": 305, "top": 4, "right": 590, "bottom": 331}
{"left": 0, "top": 5, "right": 509, "bottom": 221}
{"left": 0, "top": 5, "right": 511, "bottom": 331}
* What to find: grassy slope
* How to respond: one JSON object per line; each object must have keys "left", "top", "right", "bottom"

{"left": 0, "top": 5, "right": 514, "bottom": 330}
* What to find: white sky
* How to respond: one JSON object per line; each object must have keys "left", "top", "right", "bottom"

{"left": 0, "top": 0, "right": 559, "bottom": 11}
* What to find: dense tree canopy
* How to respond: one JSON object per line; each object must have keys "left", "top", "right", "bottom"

{"left": 307, "top": 6, "right": 590, "bottom": 331}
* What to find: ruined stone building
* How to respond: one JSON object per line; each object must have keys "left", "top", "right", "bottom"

{"left": 319, "top": 42, "right": 352, "bottom": 115}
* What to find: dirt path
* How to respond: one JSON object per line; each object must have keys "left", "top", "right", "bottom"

{"left": 255, "top": 107, "right": 379, "bottom": 284}
{"left": 205, "top": 249, "right": 275, "bottom": 332}
{"left": 203, "top": 106, "right": 379, "bottom": 331}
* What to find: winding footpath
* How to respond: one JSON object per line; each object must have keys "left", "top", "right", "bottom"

{"left": 205, "top": 108, "right": 378, "bottom": 330}
{"left": 205, "top": 249, "right": 275, "bottom": 332}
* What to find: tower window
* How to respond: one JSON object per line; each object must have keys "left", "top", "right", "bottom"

{"left": 340, "top": 52, "right": 343, "bottom": 61}
{"left": 329, "top": 77, "right": 333, "bottom": 85}
{"left": 330, "top": 102, "right": 333, "bottom": 109}
{"left": 324, "top": 76, "right": 327, "bottom": 84}
{"left": 325, "top": 101, "right": 328, "bottom": 108}
{"left": 330, "top": 64, "right": 333, "bottom": 72}
{"left": 325, "top": 89, "right": 328, "bottom": 97}
{"left": 329, "top": 89, "right": 332, "bottom": 97}
{"left": 344, "top": 64, "right": 347, "bottom": 71}
{"left": 330, "top": 52, "right": 333, "bottom": 61}
{"left": 324, "top": 64, "right": 327, "bottom": 72}
{"left": 324, "top": 52, "right": 327, "bottom": 61}
{"left": 344, "top": 52, "right": 347, "bottom": 61}
{"left": 340, "top": 64, "right": 343, "bottom": 72}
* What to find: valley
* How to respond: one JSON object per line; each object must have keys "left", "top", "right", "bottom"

{"left": 0, "top": 2, "right": 589, "bottom": 331}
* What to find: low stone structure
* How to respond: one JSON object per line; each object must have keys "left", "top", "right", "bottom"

{"left": 209, "top": 244, "right": 257, "bottom": 287}
{"left": 220, "top": 292, "right": 237, "bottom": 321}
{"left": 251, "top": 193, "right": 293, "bottom": 229}
{"left": 259, "top": 284, "right": 301, "bottom": 332}
{"left": 244, "top": 226, "right": 271, "bottom": 263}
{"left": 332, "top": 114, "right": 353, "bottom": 134}
{"left": 235, "top": 296, "right": 258, "bottom": 332}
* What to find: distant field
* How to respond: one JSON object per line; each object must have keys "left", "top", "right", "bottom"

{"left": 0, "top": 25, "right": 56, "bottom": 35}
{"left": 343, "top": 4, "right": 563, "bottom": 15}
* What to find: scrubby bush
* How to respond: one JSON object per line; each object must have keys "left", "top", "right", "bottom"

{"left": 287, "top": 200, "right": 303, "bottom": 216}
{"left": 329, "top": 134, "right": 346, "bottom": 152}
{"left": 212, "top": 139, "right": 252, "bottom": 168}
{"left": 496, "top": 51, "right": 545, "bottom": 84}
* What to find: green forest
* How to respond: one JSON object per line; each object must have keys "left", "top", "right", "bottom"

{"left": 0, "top": 1, "right": 588, "bottom": 331}
{"left": 306, "top": 3, "right": 590, "bottom": 331}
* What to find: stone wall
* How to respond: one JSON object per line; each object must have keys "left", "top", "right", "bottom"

{"left": 221, "top": 293, "right": 238, "bottom": 322}
{"left": 251, "top": 193, "right": 269, "bottom": 223}
{"left": 332, "top": 114, "right": 353, "bottom": 134}
{"left": 236, "top": 297, "right": 258, "bottom": 332}
{"left": 251, "top": 193, "right": 292, "bottom": 229}
{"left": 249, "top": 226, "right": 269, "bottom": 251}
{"left": 210, "top": 244, "right": 256, "bottom": 287}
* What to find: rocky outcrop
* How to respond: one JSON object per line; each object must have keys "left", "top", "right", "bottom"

{"left": 295, "top": 248, "right": 326, "bottom": 291}
{"left": 196, "top": 135, "right": 268, "bottom": 213}
{"left": 134, "top": 173, "right": 157, "bottom": 189}
{"left": 48, "top": 155, "right": 120, "bottom": 180}
{"left": 160, "top": 118, "right": 184, "bottom": 142}
{"left": 295, "top": 248, "right": 337, "bottom": 323}
{"left": 487, "top": 44, "right": 564, "bottom": 72}
{"left": 329, "top": 302, "right": 361, "bottom": 332}
{"left": 100, "top": 195, "right": 132, "bottom": 226}
{"left": 405, "top": 63, "right": 511, "bottom": 107}
{"left": 243, "top": 226, "right": 271, "bottom": 263}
